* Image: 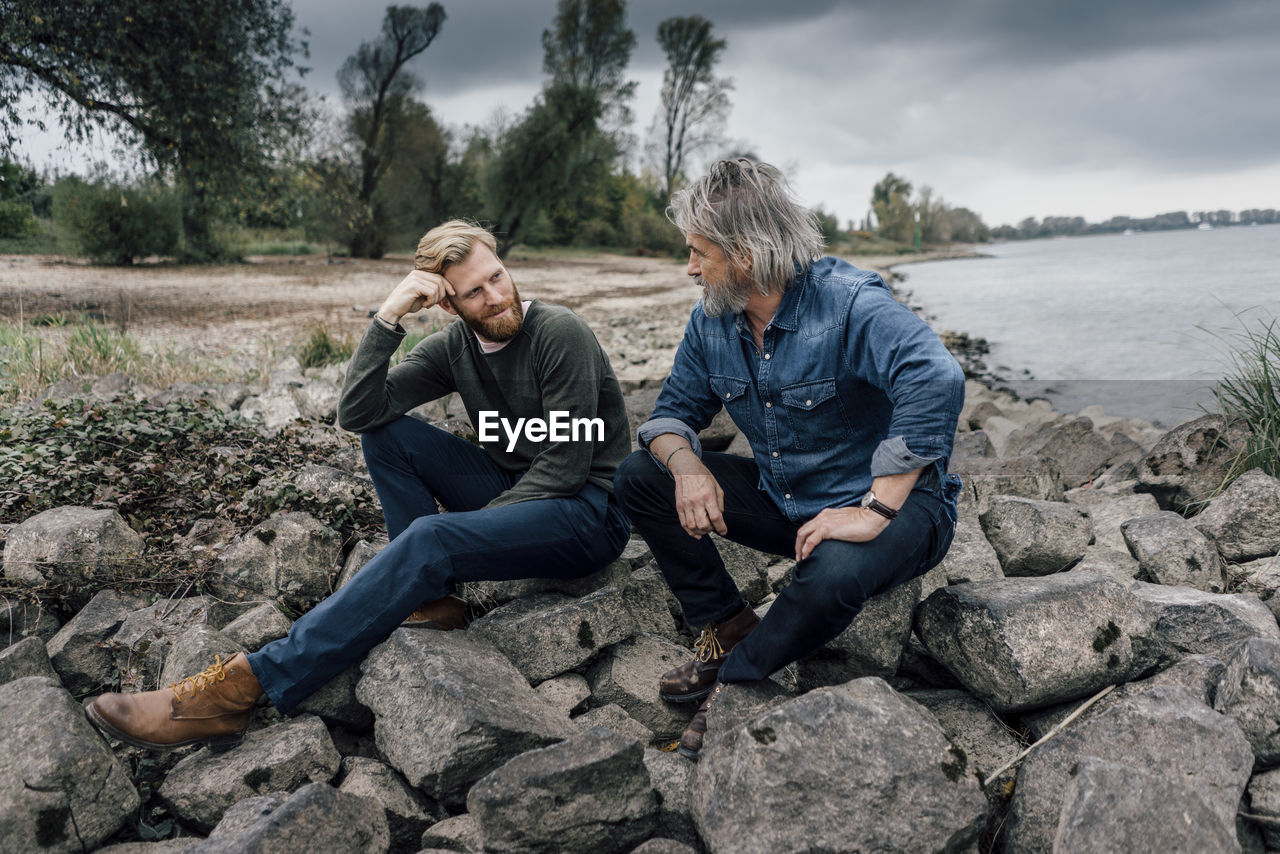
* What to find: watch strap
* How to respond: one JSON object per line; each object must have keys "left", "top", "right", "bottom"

{"left": 864, "top": 497, "right": 899, "bottom": 521}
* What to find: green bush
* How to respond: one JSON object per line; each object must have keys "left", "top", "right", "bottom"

{"left": 1215, "top": 316, "right": 1280, "bottom": 481}
{"left": 620, "top": 207, "right": 684, "bottom": 256}
{"left": 52, "top": 177, "right": 180, "bottom": 264}
{"left": 295, "top": 324, "right": 353, "bottom": 369}
{"left": 0, "top": 199, "right": 33, "bottom": 238}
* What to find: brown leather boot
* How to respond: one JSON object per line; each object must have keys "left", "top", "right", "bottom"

{"left": 401, "top": 594, "right": 468, "bottom": 629}
{"left": 87, "top": 653, "right": 263, "bottom": 752}
{"left": 677, "top": 681, "right": 725, "bottom": 761}
{"left": 659, "top": 606, "right": 759, "bottom": 703}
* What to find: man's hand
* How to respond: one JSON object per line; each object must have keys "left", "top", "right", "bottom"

{"left": 669, "top": 450, "right": 728, "bottom": 539}
{"left": 377, "top": 270, "right": 455, "bottom": 325}
{"left": 794, "top": 507, "right": 891, "bottom": 561}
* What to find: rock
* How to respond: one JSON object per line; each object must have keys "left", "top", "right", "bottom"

{"left": 295, "top": 663, "right": 372, "bottom": 730}
{"left": 111, "top": 595, "right": 222, "bottom": 692}
{"left": 292, "top": 464, "right": 376, "bottom": 511}
{"left": 708, "top": 534, "right": 773, "bottom": 606}
{"left": 1136, "top": 414, "right": 1251, "bottom": 513}
{"left": 1005, "top": 416, "right": 1116, "bottom": 488}
{"left": 630, "top": 840, "right": 699, "bottom": 854}
{"left": 213, "top": 512, "right": 341, "bottom": 611}
{"left": 46, "top": 588, "right": 146, "bottom": 696}
{"left": 177, "top": 782, "right": 389, "bottom": 853}
{"left": 642, "top": 748, "right": 698, "bottom": 849}
{"left": 0, "top": 635, "right": 57, "bottom": 685}
{"left": 535, "top": 672, "right": 591, "bottom": 717}
{"left": 3, "top": 506, "right": 145, "bottom": 606}
{"left": 1129, "top": 582, "right": 1279, "bottom": 670}
{"left": 220, "top": 602, "right": 292, "bottom": 649}
{"left": 469, "top": 588, "right": 636, "bottom": 684}
{"left": 1070, "top": 545, "right": 1141, "bottom": 584}
{"left": 980, "top": 414, "right": 1023, "bottom": 456}
{"left": 158, "top": 625, "right": 246, "bottom": 687}
{"left": 588, "top": 634, "right": 698, "bottom": 740}
{"left": 356, "top": 628, "right": 570, "bottom": 806}
{"left": 619, "top": 564, "right": 682, "bottom": 641}
{"left": 291, "top": 379, "right": 341, "bottom": 423}
{"left": 1005, "top": 686, "right": 1252, "bottom": 854}
{"left": 979, "top": 496, "right": 1092, "bottom": 576}
{"left": 794, "top": 578, "right": 920, "bottom": 688}
{"left": 464, "top": 558, "right": 632, "bottom": 607}
{"left": 97, "top": 840, "right": 190, "bottom": 853}
{"left": 572, "top": 704, "right": 652, "bottom": 741}
{"left": 1194, "top": 469, "right": 1280, "bottom": 562}
{"left": 1246, "top": 767, "right": 1280, "bottom": 848}
{"left": 335, "top": 537, "right": 388, "bottom": 589}
{"left": 698, "top": 679, "right": 794, "bottom": 751}
{"left": 1065, "top": 486, "right": 1160, "bottom": 551}
{"left": 908, "top": 688, "right": 1023, "bottom": 787}
{"left": 952, "top": 429, "right": 995, "bottom": 460}
{"left": 1122, "top": 511, "right": 1224, "bottom": 591}
{"left": 158, "top": 714, "right": 341, "bottom": 833}
{"left": 337, "top": 756, "right": 440, "bottom": 852}
{"left": 467, "top": 728, "right": 657, "bottom": 854}
{"left": 239, "top": 386, "right": 302, "bottom": 432}
{"left": 0, "top": 677, "right": 140, "bottom": 853}
{"left": 916, "top": 572, "right": 1139, "bottom": 712}
{"left": 1052, "top": 757, "right": 1242, "bottom": 854}
{"left": 419, "top": 813, "right": 482, "bottom": 852}
{"left": 725, "top": 430, "right": 752, "bottom": 458}
{"left": 918, "top": 515, "right": 1003, "bottom": 602}
{"left": 691, "top": 678, "right": 987, "bottom": 854}
{"left": 0, "top": 594, "right": 62, "bottom": 649}
{"left": 1215, "top": 637, "right": 1280, "bottom": 766}
{"left": 955, "top": 456, "right": 1065, "bottom": 513}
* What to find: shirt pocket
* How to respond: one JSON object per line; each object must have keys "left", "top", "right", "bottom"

{"left": 708, "top": 374, "right": 751, "bottom": 429}
{"left": 780, "top": 378, "right": 844, "bottom": 451}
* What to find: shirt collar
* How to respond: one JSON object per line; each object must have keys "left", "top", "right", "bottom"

{"left": 763, "top": 264, "right": 809, "bottom": 332}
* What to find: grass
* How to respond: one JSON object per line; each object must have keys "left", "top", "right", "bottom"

{"left": 295, "top": 324, "right": 354, "bottom": 369}
{"left": 1214, "top": 315, "right": 1280, "bottom": 481}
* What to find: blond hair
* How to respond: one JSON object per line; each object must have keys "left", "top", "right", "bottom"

{"left": 414, "top": 220, "right": 498, "bottom": 273}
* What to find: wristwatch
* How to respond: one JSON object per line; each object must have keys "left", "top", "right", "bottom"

{"left": 860, "top": 490, "right": 899, "bottom": 521}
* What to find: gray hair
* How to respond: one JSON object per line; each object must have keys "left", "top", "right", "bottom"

{"left": 668, "top": 158, "right": 824, "bottom": 293}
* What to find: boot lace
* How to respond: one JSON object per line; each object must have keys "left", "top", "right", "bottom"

{"left": 693, "top": 625, "right": 725, "bottom": 663}
{"left": 170, "top": 655, "right": 229, "bottom": 701}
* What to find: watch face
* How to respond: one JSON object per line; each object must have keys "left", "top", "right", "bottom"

{"left": 861, "top": 491, "right": 874, "bottom": 507}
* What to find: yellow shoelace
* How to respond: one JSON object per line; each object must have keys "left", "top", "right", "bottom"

{"left": 169, "top": 654, "right": 229, "bottom": 701}
{"left": 693, "top": 625, "right": 725, "bottom": 663}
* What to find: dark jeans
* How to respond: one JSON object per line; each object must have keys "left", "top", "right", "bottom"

{"left": 248, "top": 415, "right": 631, "bottom": 712}
{"left": 613, "top": 450, "right": 956, "bottom": 683}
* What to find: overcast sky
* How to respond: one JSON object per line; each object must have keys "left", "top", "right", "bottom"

{"left": 20, "top": 0, "right": 1280, "bottom": 227}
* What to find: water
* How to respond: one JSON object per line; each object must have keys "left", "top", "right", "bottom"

{"left": 896, "top": 224, "right": 1280, "bottom": 427}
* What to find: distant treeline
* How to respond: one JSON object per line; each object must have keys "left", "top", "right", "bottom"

{"left": 992, "top": 208, "right": 1279, "bottom": 240}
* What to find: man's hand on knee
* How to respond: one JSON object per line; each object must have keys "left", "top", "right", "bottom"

{"left": 671, "top": 455, "right": 728, "bottom": 539}
{"left": 794, "top": 507, "right": 891, "bottom": 560}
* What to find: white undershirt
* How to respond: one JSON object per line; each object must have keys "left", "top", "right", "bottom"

{"left": 476, "top": 301, "right": 532, "bottom": 354}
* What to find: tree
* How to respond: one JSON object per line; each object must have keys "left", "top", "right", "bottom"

{"left": 337, "top": 3, "right": 446, "bottom": 257}
{"left": 871, "top": 172, "right": 914, "bottom": 243}
{"left": 649, "top": 15, "right": 732, "bottom": 200}
{"left": 541, "top": 0, "right": 636, "bottom": 123}
{"left": 1, "top": 0, "right": 309, "bottom": 260}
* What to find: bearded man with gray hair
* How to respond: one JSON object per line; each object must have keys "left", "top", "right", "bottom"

{"left": 614, "top": 158, "right": 965, "bottom": 758}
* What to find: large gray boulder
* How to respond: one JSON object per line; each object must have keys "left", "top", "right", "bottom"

{"left": 0, "top": 635, "right": 58, "bottom": 685}
{"left": 1122, "top": 511, "right": 1224, "bottom": 591}
{"left": 356, "top": 628, "right": 571, "bottom": 806}
{"left": 916, "top": 572, "right": 1139, "bottom": 712}
{"left": 1214, "top": 637, "right": 1280, "bottom": 766}
{"left": 213, "top": 512, "right": 341, "bottom": 610}
{"left": 794, "top": 578, "right": 920, "bottom": 688}
{"left": 1129, "top": 582, "right": 1279, "bottom": 669}
{"left": 295, "top": 662, "right": 372, "bottom": 730}
{"left": 239, "top": 386, "right": 302, "bottom": 432}
{"left": 918, "top": 515, "right": 1003, "bottom": 602}
{"left": 619, "top": 563, "right": 682, "bottom": 641}
{"left": 467, "top": 728, "right": 657, "bottom": 854}
{"left": 691, "top": 678, "right": 987, "bottom": 854}
{"left": 907, "top": 688, "right": 1024, "bottom": 788}
{"left": 335, "top": 536, "right": 388, "bottom": 589}
{"left": 1004, "top": 686, "right": 1252, "bottom": 854}
{"left": 464, "top": 558, "right": 632, "bottom": 608}
{"left": 177, "top": 783, "right": 389, "bottom": 854}
{"left": 0, "top": 594, "right": 62, "bottom": 649}
{"left": 0, "top": 677, "right": 140, "bottom": 853}
{"left": 1194, "top": 469, "right": 1280, "bottom": 563}
{"left": 111, "top": 595, "right": 223, "bottom": 691}
{"left": 158, "top": 714, "right": 341, "bottom": 833}
{"left": 707, "top": 535, "right": 772, "bottom": 606}
{"left": 588, "top": 633, "right": 698, "bottom": 740}
{"left": 337, "top": 756, "right": 440, "bottom": 853}
{"left": 535, "top": 672, "right": 591, "bottom": 717}
{"left": 469, "top": 588, "right": 636, "bottom": 684}
{"left": 158, "top": 625, "right": 246, "bottom": 687}
{"left": 1052, "top": 757, "right": 1241, "bottom": 854}
{"left": 219, "top": 602, "right": 292, "bottom": 650}
{"left": 1065, "top": 486, "right": 1160, "bottom": 551}
{"left": 46, "top": 588, "right": 146, "bottom": 696}
{"left": 3, "top": 507, "right": 144, "bottom": 606}
{"left": 1246, "top": 767, "right": 1280, "bottom": 849}
{"left": 642, "top": 748, "right": 699, "bottom": 849}
{"left": 955, "top": 455, "right": 1065, "bottom": 512}
{"left": 1136, "top": 414, "right": 1251, "bottom": 513}
{"left": 980, "top": 496, "right": 1092, "bottom": 576}
{"left": 291, "top": 464, "right": 375, "bottom": 511}
{"left": 291, "top": 379, "right": 342, "bottom": 423}
{"left": 1004, "top": 416, "right": 1116, "bottom": 488}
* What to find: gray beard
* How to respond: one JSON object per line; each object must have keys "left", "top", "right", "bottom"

{"left": 698, "top": 276, "right": 752, "bottom": 317}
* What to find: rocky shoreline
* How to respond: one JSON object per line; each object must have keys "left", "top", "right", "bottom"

{"left": 4, "top": 276, "right": 1280, "bottom": 852}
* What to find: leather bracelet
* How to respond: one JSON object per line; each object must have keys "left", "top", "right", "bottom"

{"left": 664, "top": 445, "right": 693, "bottom": 469}
{"left": 374, "top": 313, "right": 400, "bottom": 330}
{"left": 863, "top": 497, "right": 899, "bottom": 521}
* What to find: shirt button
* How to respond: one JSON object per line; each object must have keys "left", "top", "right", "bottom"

{"left": 784, "top": 493, "right": 792, "bottom": 499}
{"left": 772, "top": 451, "right": 779, "bottom": 457}
{"left": 765, "top": 402, "right": 772, "bottom": 408}
{"left": 764, "top": 353, "right": 771, "bottom": 360}
{"left": 724, "top": 392, "right": 731, "bottom": 399}
{"left": 805, "top": 399, "right": 812, "bottom": 406}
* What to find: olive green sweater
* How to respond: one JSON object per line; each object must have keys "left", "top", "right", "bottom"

{"left": 337, "top": 300, "right": 629, "bottom": 508}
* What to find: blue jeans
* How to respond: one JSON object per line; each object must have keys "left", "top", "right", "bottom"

{"left": 248, "top": 416, "right": 631, "bottom": 712}
{"left": 613, "top": 450, "right": 956, "bottom": 683}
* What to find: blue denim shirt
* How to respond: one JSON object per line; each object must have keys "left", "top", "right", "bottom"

{"left": 638, "top": 257, "right": 965, "bottom": 522}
